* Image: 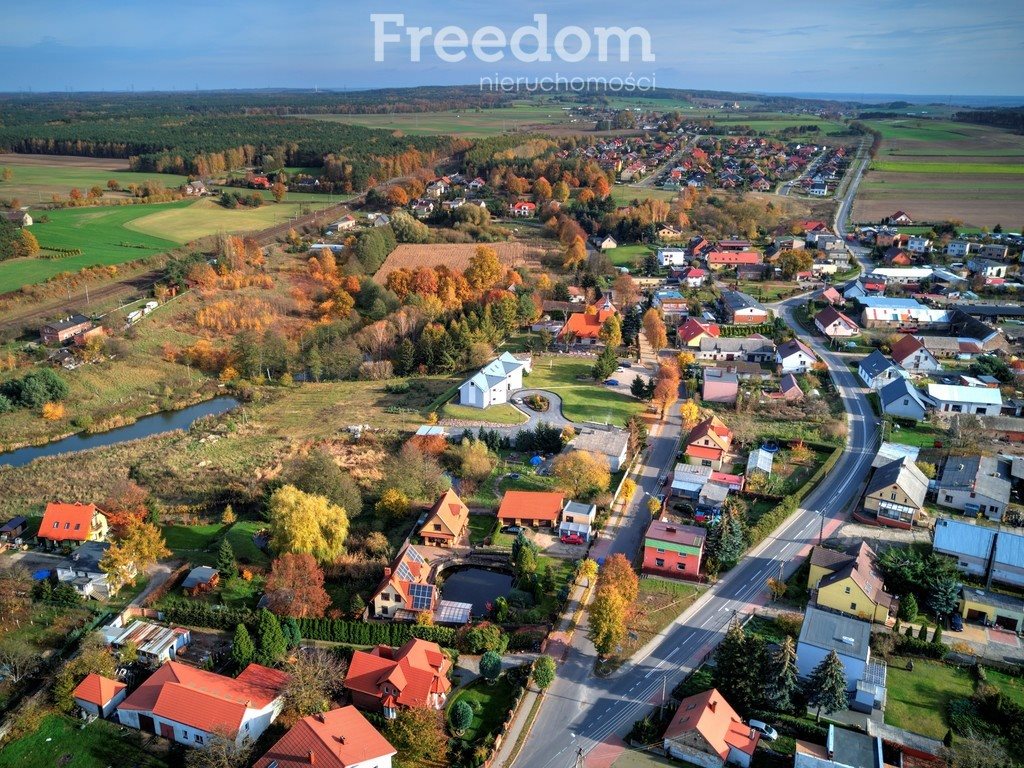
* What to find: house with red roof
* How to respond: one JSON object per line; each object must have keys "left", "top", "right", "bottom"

{"left": 37, "top": 502, "right": 108, "bottom": 549}
{"left": 344, "top": 638, "right": 452, "bottom": 719}
{"left": 418, "top": 489, "right": 470, "bottom": 547}
{"left": 117, "top": 661, "right": 289, "bottom": 748}
{"left": 74, "top": 673, "right": 127, "bottom": 718}
{"left": 819, "top": 286, "right": 844, "bottom": 306}
{"left": 678, "top": 266, "right": 706, "bottom": 288}
{"left": 814, "top": 306, "right": 860, "bottom": 339}
{"left": 369, "top": 544, "right": 437, "bottom": 621}
{"left": 888, "top": 211, "right": 914, "bottom": 226}
{"left": 642, "top": 520, "right": 705, "bottom": 579}
{"left": 556, "top": 298, "right": 618, "bottom": 344}
{"left": 678, "top": 318, "right": 720, "bottom": 348}
{"left": 509, "top": 200, "right": 536, "bottom": 217}
{"left": 706, "top": 251, "right": 762, "bottom": 270}
{"left": 889, "top": 334, "right": 940, "bottom": 373}
{"left": 662, "top": 688, "right": 759, "bottom": 768}
{"left": 684, "top": 416, "right": 733, "bottom": 471}
{"left": 497, "top": 490, "right": 565, "bottom": 528}
{"left": 253, "top": 706, "right": 396, "bottom": 768}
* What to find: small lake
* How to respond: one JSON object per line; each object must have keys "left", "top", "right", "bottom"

{"left": 0, "top": 395, "right": 240, "bottom": 469}
{"left": 440, "top": 567, "right": 513, "bottom": 617}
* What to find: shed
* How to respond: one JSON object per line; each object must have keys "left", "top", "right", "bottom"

{"left": 73, "top": 673, "right": 127, "bottom": 718}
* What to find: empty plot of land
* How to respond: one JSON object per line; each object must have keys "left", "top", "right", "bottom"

{"left": 373, "top": 241, "right": 547, "bottom": 281}
{"left": 0, "top": 153, "right": 189, "bottom": 202}
{"left": 297, "top": 102, "right": 578, "bottom": 136}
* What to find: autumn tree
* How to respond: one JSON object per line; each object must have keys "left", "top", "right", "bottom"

{"left": 265, "top": 553, "right": 331, "bottom": 618}
{"left": 0, "top": 565, "right": 32, "bottom": 630}
{"left": 283, "top": 648, "right": 348, "bottom": 716}
{"left": 533, "top": 177, "right": 552, "bottom": 200}
{"left": 777, "top": 248, "right": 813, "bottom": 279}
{"left": 578, "top": 558, "right": 599, "bottom": 585}
{"left": 375, "top": 487, "right": 411, "bottom": 523}
{"left": 599, "top": 554, "right": 639, "bottom": 604}
{"left": 551, "top": 450, "right": 611, "bottom": 498}
{"left": 551, "top": 180, "right": 570, "bottom": 203}
{"left": 464, "top": 246, "right": 504, "bottom": 291}
{"left": 563, "top": 235, "right": 588, "bottom": 270}
{"left": 53, "top": 639, "right": 116, "bottom": 712}
{"left": 384, "top": 707, "right": 449, "bottom": 768}
{"left": 679, "top": 398, "right": 700, "bottom": 427}
{"left": 184, "top": 728, "right": 253, "bottom": 768}
{"left": 652, "top": 360, "right": 681, "bottom": 419}
{"left": 102, "top": 479, "right": 151, "bottom": 536}
{"left": 99, "top": 519, "right": 170, "bottom": 593}
{"left": 599, "top": 314, "right": 623, "bottom": 349}
{"left": 611, "top": 273, "right": 640, "bottom": 308}
{"left": 642, "top": 308, "right": 668, "bottom": 350}
{"left": 0, "top": 642, "right": 39, "bottom": 683}
{"left": 269, "top": 485, "right": 349, "bottom": 564}
{"left": 386, "top": 186, "right": 410, "bottom": 207}
{"left": 589, "top": 562, "right": 631, "bottom": 658}
{"left": 271, "top": 181, "right": 287, "bottom": 203}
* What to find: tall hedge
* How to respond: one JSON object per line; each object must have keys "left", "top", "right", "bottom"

{"left": 295, "top": 617, "right": 456, "bottom": 648}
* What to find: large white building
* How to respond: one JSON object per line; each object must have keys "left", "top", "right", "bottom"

{"left": 926, "top": 383, "right": 1002, "bottom": 416}
{"left": 457, "top": 352, "right": 532, "bottom": 409}
{"left": 657, "top": 248, "right": 689, "bottom": 267}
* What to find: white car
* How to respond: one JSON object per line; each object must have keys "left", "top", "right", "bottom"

{"left": 747, "top": 720, "right": 778, "bottom": 741}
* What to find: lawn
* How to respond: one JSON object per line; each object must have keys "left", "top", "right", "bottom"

{"left": 125, "top": 197, "right": 334, "bottom": 240}
{"left": 604, "top": 242, "right": 655, "bottom": 268}
{"left": 626, "top": 578, "right": 703, "bottom": 652}
{"left": 225, "top": 519, "right": 270, "bottom": 567}
{"left": 440, "top": 401, "right": 528, "bottom": 425}
{"left": 448, "top": 675, "right": 518, "bottom": 743}
{"left": 609, "top": 186, "right": 679, "bottom": 206}
{"left": 884, "top": 657, "right": 975, "bottom": 739}
{"left": 986, "top": 668, "right": 1024, "bottom": 708}
{"left": 161, "top": 519, "right": 268, "bottom": 568}
{"left": 0, "top": 714, "right": 169, "bottom": 768}
{"left": 887, "top": 420, "right": 944, "bottom": 449}
{"left": 161, "top": 522, "right": 224, "bottom": 555}
{"left": 869, "top": 161, "right": 1024, "bottom": 175}
{"left": 468, "top": 514, "right": 498, "bottom": 545}
{"left": 521, "top": 356, "right": 645, "bottom": 427}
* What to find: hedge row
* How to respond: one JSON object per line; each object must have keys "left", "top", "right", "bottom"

{"left": 162, "top": 598, "right": 254, "bottom": 629}
{"left": 40, "top": 247, "right": 84, "bottom": 258}
{"left": 296, "top": 617, "right": 456, "bottom": 647}
{"left": 894, "top": 635, "right": 948, "bottom": 659}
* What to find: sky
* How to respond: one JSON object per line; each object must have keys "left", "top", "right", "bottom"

{"left": 2, "top": 0, "right": 1023, "bottom": 97}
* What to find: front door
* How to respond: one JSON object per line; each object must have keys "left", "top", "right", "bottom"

{"left": 138, "top": 714, "right": 156, "bottom": 734}
{"left": 160, "top": 722, "right": 175, "bottom": 741}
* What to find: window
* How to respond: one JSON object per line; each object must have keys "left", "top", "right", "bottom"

{"left": 656, "top": 548, "right": 665, "bottom": 554}
{"left": 677, "top": 563, "right": 686, "bottom": 570}
{"left": 194, "top": 734, "right": 204, "bottom": 745}
{"left": 701, "top": 460, "right": 712, "bottom": 467}
{"left": 945, "top": 494, "right": 954, "bottom": 503}
{"left": 890, "top": 493, "right": 897, "bottom": 501}
{"left": 64, "top": 522, "right": 71, "bottom": 529}
{"left": 52, "top": 522, "right": 58, "bottom": 528}
{"left": 655, "top": 558, "right": 665, "bottom": 567}
{"left": 381, "top": 593, "right": 389, "bottom": 602}
{"left": 433, "top": 524, "right": 441, "bottom": 531}
{"left": 244, "top": 723, "right": 249, "bottom": 731}
{"left": 74, "top": 523, "right": 81, "bottom": 530}
{"left": 844, "top": 586, "right": 851, "bottom": 594}
{"left": 850, "top": 603, "right": 857, "bottom": 610}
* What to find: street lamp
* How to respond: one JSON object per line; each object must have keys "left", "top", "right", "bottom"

{"left": 818, "top": 508, "right": 827, "bottom": 544}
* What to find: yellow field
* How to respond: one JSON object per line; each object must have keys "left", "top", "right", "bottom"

{"left": 125, "top": 198, "right": 334, "bottom": 241}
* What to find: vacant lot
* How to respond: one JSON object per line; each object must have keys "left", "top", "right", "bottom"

{"left": 0, "top": 152, "right": 189, "bottom": 202}
{"left": 627, "top": 578, "right": 702, "bottom": 651}
{"left": 127, "top": 197, "right": 334, "bottom": 241}
{"left": 885, "top": 657, "right": 974, "bottom": 739}
{"left": 0, "top": 714, "right": 169, "bottom": 768}
{"left": 853, "top": 119, "right": 1024, "bottom": 227}
{"left": 373, "top": 241, "right": 546, "bottom": 282}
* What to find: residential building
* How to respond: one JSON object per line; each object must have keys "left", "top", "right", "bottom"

{"left": 37, "top": 501, "right": 108, "bottom": 548}
{"left": 591, "top": 235, "right": 618, "bottom": 251}
{"left": 889, "top": 335, "right": 940, "bottom": 373}
{"left": 253, "top": 707, "right": 396, "bottom": 768}
{"left": 797, "top": 606, "right": 886, "bottom": 712}
{"left": 702, "top": 367, "right": 739, "bottom": 404}
{"left": 889, "top": 211, "right": 913, "bottom": 225}
{"left": 642, "top": 520, "right": 705, "bottom": 579}
{"left": 678, "top": 266, "right": 706, "bottom": 288}
{"left": 814, "top": 306, "right": 859, "bottom": 338}
{"left": 570, "top": 426, "right": 629, "bottom": 471}
{"left": 980, "top": 243, "right": 1009, "bottom": 260}
{"left": 104, "top": 620, "right": 191, "bottom": 666}
{"left": 653, "top": 289, "right": 690, "bottom": 321}
{"left": 808, "top": 543, "right": 897, "bottom": 624}
{"left": 706, "top": 251, "right": 763, "bottom": 270}
{"left": 678, "top": 318, "right": 720, "bottom": 348}
{"left": 858, "top": 350, "right": 905, "bottom": 391}
{"left": 907, "top": 236, "right": 932, "bottom": 254}
{"left": 368, "top": 544, "right": 471, "bottom": 625}
{"left": 117, "top": 661, "right": 288, "bottom": 748}
{"left": 662, "top": 688, "right": 759, "bottom": 768}
{"left": 55, "top": 541, "right": 114, "bottom": 598}
{"left": 556, "top": 298, "right": 618, "bottom": 344}
{"left": 685, "top": 415, "right": 733, "bottom": 471}
{"left": 696, "top": 482, "right": 730, "bottom": 521}
{"left": 719, "top": 290, "right": 770, "bottom": 324}
{"left": 862, "top": 457, "right": 928, "bottom": 529}
{"left": 794, "top": 725, "right": 884, "bottom": 768}
{"left": 40, "top": 313, "right": 93, "bottom": 345}
{"left": 933, "top": 517, "right": 1024, "bottom": 589}
{"left": 418, "top": 489, "right": 470, "bottom": 547}
{"left": 777, "top": 373, "right": 805, "bottom": 401}
{"left": 937, "top": 455, "right": 1012, "bottom": 521}
{"left": 559, "top": 501, "right": 597, "bottom": 543}
{"left": 776, "top": 338, "right": 816, "bottom": 374}
{"left": 73, "top": 674, "right": 127, "bottom": 719}
{"left": 968, "top": 258, "right": 1007, "bottom": 278}
{"left": 879, "top": 378, "right": 930, "bottom": 421}
{"left": 658, "top": 248, "right": 689, "bottom": 267}
{"left": 182, "top": 566, "right": 219, "bottom": 596}
{"left": 0, "top": 516, "right": 27, "bottom": 545}
{"left": 945, "top": 240, "right": 975, "bottom": 258}
{"left": 497, "top": 490, "right": 564, "bottom": 528}
{"left": 926, "top": 383, "right": 1002, "bottom": 415}
{"left": 457, "top": 352, "right": 532, "bottom": 409}
{"left": 183, "top": 180, "right": 208, "bottom": 196}
{"left": 344, "top": 639, "right": 452, "bottom": 718}
{"left": 697, "top": 336, "right": 776, "bottom": 364}
{"left": 671, "top": 463, "right": 713, "bottom": 500}
{"left": 509, "top": 200, "right": 536, "bottom": 217}
{"left": 819, "top": 286, "right": 844, "bottom": 306}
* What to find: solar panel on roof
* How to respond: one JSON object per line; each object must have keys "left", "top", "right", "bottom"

{"left": 407, "top": 547, "right": 425, "bottom": 564}
{"left": 409, "top": 583, "right": 434, "bottom": 611}
{"left": 396, "top": 562, "right": 414, "bottom": 582}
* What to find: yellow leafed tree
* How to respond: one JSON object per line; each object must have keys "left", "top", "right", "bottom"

{"left": 269, "top": 485, "right": 349, "bottom": 564}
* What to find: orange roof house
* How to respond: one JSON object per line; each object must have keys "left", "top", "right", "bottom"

{"left": 678, "top": 318, "right": 720, "bottom": 348}
{"left": 684, "top": 416, "right": 733, "bottom": 470}
{"left": 38, "top": 502, "right": 108, "bottom": 547}
{"left": 369, "top": 543, "right": 438, "bottom": 621}
{"left": 344, "top": 638, "right": 452, "bottom": 718}
{"left": 117, "top": 661, "right": 289, "bottom": 746}
{"left": 253, "top": 706, "right": 396, "bottom": 768}
{"left": 497, "top": 491, "right": 565, "bottom": 528}
{"left": 73, "top": 673, "right": 127, "bottom": 718}
{"left": 706, "top": 251, "right": 762, "bottom": 269}
{"left": 662, "top": 688, "right": 759, "bottom": 768}
{"left": 418, "top": 489, "right": 469, "bottom": 547}
{"left": 556, "top": 298, "right": 618, "bottom": 342}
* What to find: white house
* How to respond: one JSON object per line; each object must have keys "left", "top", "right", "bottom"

{"left": 55, "top": 541, "right": 114, "bottom": 599}
{"left": 658, "top": 248, "right": 689, "bottom": 267}
{"left": 946, "top": 240, "right": 975, "bottom": 258}
{"left": 907, "top": 236, "right": 932, "bottom": 254}
{"left": 968, "top": 258, "right": 1007, "bottom": 278}
{"left": 457, "top": 353, "right": 532, "bottom": 409}
{"left": 559, "top": 501, "right": 597, "bottom": 542}
{"left": 879, "top": 378, "right": 931, "bottom": 421}
{"left": 814, "top": 306, "right": 859, "bottom": 339}
{"left": 776, "top": 339, "right": 816, "bottom": 374}
{"left": 797, "top": 607, "right": 881, "bottom": 702}
{"left": 858, "top": 350, "right": 905, "bottom": 391}
{"left": 117, "top": 661, "right": 288, "bottom": 749}
{"left": 73, "top": 673, "right": 127, "bottom": 719}
{"left": 889, "top": 335, "right": 940, "bottom": 374}
{"left": 926, "top": 383, "right": 1003, "bottom": 415}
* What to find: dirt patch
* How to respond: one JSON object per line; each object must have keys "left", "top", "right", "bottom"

{"left": 373, "top": 241, "right": 548, "bottom": 282}
{"left": 0, "top": 153, "right": 133, "bottom": 171}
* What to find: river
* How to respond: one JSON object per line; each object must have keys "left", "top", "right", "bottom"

{"left": 0, "top": 395, "right": 240, "bottom": 469}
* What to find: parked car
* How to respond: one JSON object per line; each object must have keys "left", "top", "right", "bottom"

{"left": 502, "top": 525, "right": 524, "bottom": 535}
{"left": 747, "top": 720, "right": 778, "bottom": 741}
{"left": 560, "top": 533, "right": 585, "bottom": 545}
{"left": 604, "top": 379, "right": 620, "bottom": 386}
{"left": 950, "top": 613, "right": 964, "bottom": 632}
{"left": 618, "top": 361, "right": 632, "bottom": 368}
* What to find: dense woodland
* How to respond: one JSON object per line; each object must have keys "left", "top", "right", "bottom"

{"left": 954, "top": 107, "right": 1024, "bottom": 133}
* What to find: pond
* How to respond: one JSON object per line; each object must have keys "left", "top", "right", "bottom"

{"left": 440, "top": 567, "right": 513, "bottom": 618}
{"left": 0, "top": 395, "right": 240, "bottom": 469}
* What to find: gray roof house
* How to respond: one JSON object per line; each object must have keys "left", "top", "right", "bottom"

{"left": 797, "top": 606, "right": 886, "bottom": 713}
{"left": 858, "top": 350, "right": 905, "bottom": 391}
{"left": 879, "top": 378, "right": 931, "bottom": 422}
{"left": 571, "top": 426, "right": 629, "bottom": 472}
{"left": 933, "top": 517, "right": 1024, "bottom": 589}
{"left": 937, "top": 455, "right": 1012, "bottom": 521}
{"left": 55, "top": 541, "right": 112, "bottom": 599}
{"left": 697, "top": 336, "right": 777, "bottom": 363}
{"left": 457, "top": 352, "right": 532, "bottom": 409}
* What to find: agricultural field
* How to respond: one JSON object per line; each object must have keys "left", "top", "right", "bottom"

{"left": 0, "top": 153, "right": 189, "bottom": 203}
{"left": 853, "top": 119, "right": 1024, "bottom": 228}
{"left": 373, "top": 241, "right": 548, "bottom": 282}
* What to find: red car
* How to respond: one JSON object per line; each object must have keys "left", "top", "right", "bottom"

{"left": 560, "top": 533, "right": 585, "bottom": 545}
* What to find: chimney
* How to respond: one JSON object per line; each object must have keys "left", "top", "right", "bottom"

{"left": 383, "top": 567, "right": 392, "bottom": 578}
{"left": 308, "top": 751, "right": 316, "bottom": 765}
{"left": 315, "top": 712, "right": 325, "bottom": 723}
{"left": 708, "top": 699, "right": 716, "bottom": 712}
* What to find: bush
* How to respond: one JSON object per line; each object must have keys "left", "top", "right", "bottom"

{"left": 293, "top": 617, "right": 456, "bottom": 647}
{"left": 898, "top": 594, "right": 918, "bottom": 622}
{"left": 457, "top": 622, "right": 508, "bottom": 654}
{"left": 894, "top": 635, "right": 947, "bottom": 659}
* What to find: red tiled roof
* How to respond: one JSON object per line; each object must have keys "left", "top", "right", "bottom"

{"left": 254, "top": 707, "right": 396, "bottom": 768}
{"left": 664, "top": 688, "right": 759, "bottom": 760}
{"left": 685, "top": 444, "right": 724, "bottom": 461}
{"left": 678, "top": 318, "right": 720, "bottom": 344}
{"left": 73, "top": 673, "right": 125, "bottom": 706}
{"left": 39, "top": 502, "right": 102, "bottom": 542}
{"left": 344, "top": 639, "right": 451, "bottom": 709}
{"left": 419, "top": 489, "right": 469, "bottom": 540}
{"left": 557, "top": 299, "right": 618, "bottom": 339}
{"left": 889, "top": 334, "right": 925, "bottom": 363}
{"left": 686, "top": 416, "right": 732, "bottom": 452}
{"left": 497, "top": 490, "right": 565, "bottom": 523}
{"left": 119, "top": 661, "right": 288, "bottom": 735}
{"left": 707, "top": 251, "right": 762, "bottom": 266}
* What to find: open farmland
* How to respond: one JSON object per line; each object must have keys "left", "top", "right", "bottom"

{"left": 0, "top": 153, "right": 190, "bottom": 203}
{"left": 853, "top": 119, "right": 1024, "bottom": 227}
{"left": 373, "top": 241, "right": 549, "bottom": 282}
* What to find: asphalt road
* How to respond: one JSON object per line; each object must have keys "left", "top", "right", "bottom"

{"left": 515, "top": 320, "right": 879, "bottom": 768}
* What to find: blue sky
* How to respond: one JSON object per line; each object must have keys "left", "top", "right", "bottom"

{"left": 2, "top": 0, "right": 1023, "bottom": 96}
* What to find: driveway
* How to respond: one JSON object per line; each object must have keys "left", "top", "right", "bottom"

{"left": 3, "top": 548, "right": 64, "bottom": 575}
{"left": 507, "top": 389, "right": 573, "bottom": 431}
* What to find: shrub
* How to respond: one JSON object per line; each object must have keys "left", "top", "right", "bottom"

{"left": 894, "top": 635, "right": 947, "bottom": 659}
{"left": 898, "top": 594, "right": 918, "bottom": 622}
{"left": 776, "top": 612, "right": 803, "bottom": 638}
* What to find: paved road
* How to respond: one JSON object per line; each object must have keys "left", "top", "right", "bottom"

{"left": 514, "top": 325, "right": 879, "bottom": 768}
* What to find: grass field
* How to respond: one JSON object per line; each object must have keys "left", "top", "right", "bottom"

{"left": 520, "top": 356, "right": 645, "bottom": 426}
{"left": 125, "top": 197, "right": 333, "bottom": 240}
{"left": 604, "top": 243, "right": 654, "bottom": 268}
{"left": 0, "top": 714, "right": 169, "bottom": 768}
{"left": 0, "top": 153, "right": 189, "bottom": 203}
{"left": 884, "top": 658, "right": 975, "bottom": 739}
{"left": 627, "top": 578, "right": 702, "bottom": 651}
{"left": 853, "top": 119, "right": 1024, "bottom": 227}
{"left": 448, "top": 674, "right": 519, "bottom": 742}
{"left": 610, "top": 186, "right": 678, "bottom": 205}
{"left": 440, "top": 402, "right": 528, "bottom": 425}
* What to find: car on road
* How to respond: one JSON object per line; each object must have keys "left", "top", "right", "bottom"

{"left": 604, "top": 379, "right": 620, "bottom": 386}
{"left": 502, "top": 525, "right": 524, "bottom": 535}
{"left": 512, "top": 397, "right": 523, "bottom": 404}
{"left": 560, "top": 533, "right": 585, "bottom": 545}
{"left": 618, "top": 361, "right": 632, "bottom": 368}
{"left": 747, "top": 720, "right": 778, "bottom": 741}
